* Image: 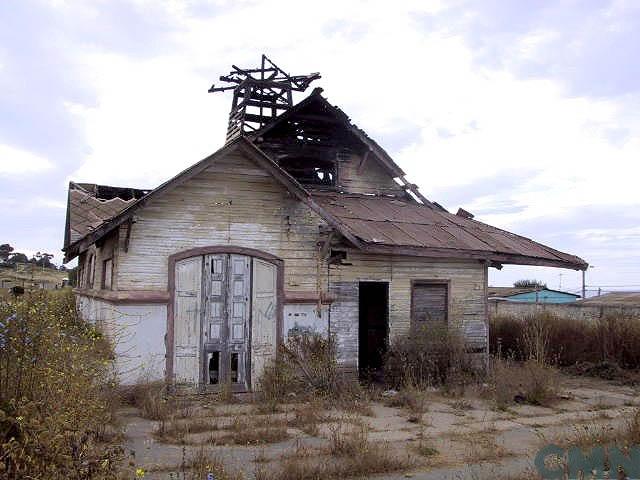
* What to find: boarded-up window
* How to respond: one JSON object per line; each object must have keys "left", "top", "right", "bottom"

{"left": 102, "top": 259, "right": 113, "bottom": 290}
{"left": 411, "top": 282, "right": 448, "bottom": 326}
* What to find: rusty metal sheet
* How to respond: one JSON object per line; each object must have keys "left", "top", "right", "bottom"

{"left": 363, "top": 221, "right": 424, "bottom": 246}
{"left": 395, "top": 223, "right": 462, "bottom": 249}
{"left": 440, "top": 225, "right": 496, "bottom": 251}
{"left": 311, "top": 192, "right": 587, "bottom": 268}
{"left": 368, "top": 198, "right": 440, "bottom": 225}
{"left": 342, "top": 219, "right": 395, "bottom": 244}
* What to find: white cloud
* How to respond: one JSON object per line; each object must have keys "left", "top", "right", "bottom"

{"left": 58, "top": 2, "right": 640, "bottom": 213}
{"left": 67, "top": 53, "right": 224, "bottom": 188}
{"left": 0, "top": 144, "right": 53, "bottom": 175}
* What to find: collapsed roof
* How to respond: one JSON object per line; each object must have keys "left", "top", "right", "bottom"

{"left": 64, "top": 183, "right": 150, "bottom": 248}
{"left": 62, "top": 90, "right": 588, "bottom": 271}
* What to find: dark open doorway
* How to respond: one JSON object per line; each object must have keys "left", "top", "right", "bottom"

{"left": 358, "top": 282, "right": 389, "bottom": 380}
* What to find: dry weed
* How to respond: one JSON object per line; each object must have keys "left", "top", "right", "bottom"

{"left": 384, "top": 324, "right": 478, "bottom": 388}
{"left": 269, "top": 417, "right": 414, "bottom": 479}
{"left": 154, "top": 417, "right": 219, "bottom": 443}
{"left": 384, "top": 384, "right": 429, "bottom": 422}
{"left": 213, "top": 414, "right": 289, "bottom": 446}
{"left": 287, "top": 401, "right": 327, "bottom": 436}
{"left": 158, "top": 447, "right": 244, "bottom": 480}
{"left": 491, "top": 312, "right": 640, "bottom": 370}
{"left": 548, "top": 409, "right": 640, "bottom": 450}
{"left": 491, "top": 358, "right": 559, "bottom": 408}
{"left": 253, "top": 448, "right": 269, "bottom": 464}
{"left": 255, "top": 332, "right": 374, "bottom": 416}
{"left": 461, "top": 431, "right": 508, "bottom": 463}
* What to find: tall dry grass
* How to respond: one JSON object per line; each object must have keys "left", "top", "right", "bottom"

{"left": 490, "top": 312, "right": 640, "bottom": 369}
{"left": 0, "top": 290, "right": 121, "bottom": 479}
{"left": 256, "top": 332, "right": 366, "bottom": 408}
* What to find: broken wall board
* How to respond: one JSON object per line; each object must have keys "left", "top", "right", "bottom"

{"left": 283, "top": 303, "right": 329, "bottom": 338}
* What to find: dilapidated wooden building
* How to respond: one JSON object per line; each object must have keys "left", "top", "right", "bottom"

{"left": 63, "top": 57, "right": 587, "bottom": 389}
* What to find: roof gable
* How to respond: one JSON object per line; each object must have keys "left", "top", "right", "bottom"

{"left": 63, "top": 137, "right": 362, "bottom": 262}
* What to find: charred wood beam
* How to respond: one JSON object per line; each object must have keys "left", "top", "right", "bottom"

{"left": 292, "top": 113, "right": 342, "bottom": 123}
{"left": 357, "top": 150, "right": 371, "bottom": 174}
{"left": 208, "top": 84, "right": 236, "bottom": 93}
{"left": 236, "top": 99, "right": 292, "bottom": 111}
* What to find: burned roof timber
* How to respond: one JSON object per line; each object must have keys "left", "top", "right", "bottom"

{"left": 209, "top": 54, "right": 320, "bottom": 141}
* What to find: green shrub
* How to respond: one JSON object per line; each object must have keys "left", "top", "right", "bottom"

{"left": 0, "top": 290, "right": 121, "bottom": 479}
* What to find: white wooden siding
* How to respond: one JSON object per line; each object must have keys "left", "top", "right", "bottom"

{"left": 117, "top": 153, "right": 326, "bottom": 292}
{"left": 328, "top": 253, "right": 487, "bottom": 368}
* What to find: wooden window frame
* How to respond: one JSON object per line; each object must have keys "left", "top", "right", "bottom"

{"left": 102, "top": 258, "right": 113, "bottom": 290}
{"left": 409, "top": 279, "right": 451, "bottom": 327}
{"left": 77, "top": 264, "right": 85, "bottom": 288}
{"left": 87, "top": 254, "right": 96, "bottom": 289}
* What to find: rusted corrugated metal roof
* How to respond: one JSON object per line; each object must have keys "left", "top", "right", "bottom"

{"left": 312, "top": 192, "right": 588, "bottom": 270}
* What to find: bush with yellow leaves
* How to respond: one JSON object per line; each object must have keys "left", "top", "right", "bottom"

{"left": 0, "top": 290, "right": 122, "bottom": 479}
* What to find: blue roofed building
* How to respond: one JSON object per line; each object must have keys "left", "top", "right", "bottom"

{"left": 488, "top": 287, "right": 580, "bottom": 303}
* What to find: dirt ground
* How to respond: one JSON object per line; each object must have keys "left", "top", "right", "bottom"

{"left": 120, "top": 375, "right": 640, "bottom": 479}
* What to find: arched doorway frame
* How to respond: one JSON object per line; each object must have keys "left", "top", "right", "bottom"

{"left": 166, "top": 246, "right": 284, "bottom": 383}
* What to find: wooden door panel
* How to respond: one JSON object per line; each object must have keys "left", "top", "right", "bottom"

{"left": 173, "top": 257, "right": 202, "bottom": 385}
{"left": 174, "top": 252, "right": 276, "bottom": 391}
{"left": 228, "top": 255, "right": 250, "bottom": 389}
{"left": 205, "top": 254, "right": 226, "bottom": 346}
{"left": 201, "top": 254, "right": 250, "bottom": 389}
{"left": 251, "top": 258, "right": 277, "bottom": 389}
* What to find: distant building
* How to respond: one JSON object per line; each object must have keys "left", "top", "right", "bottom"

{"left": 488, "top": 286, "right": 580, "bottom": 303}
{"left": 578, "top": 292, "right": 640, "bottom": 306}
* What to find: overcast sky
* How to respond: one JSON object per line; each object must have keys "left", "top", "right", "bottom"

{"left": 1, "top": 0, "right": 639, "bottom": 294}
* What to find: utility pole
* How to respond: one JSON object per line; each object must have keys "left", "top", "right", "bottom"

{"left": 582, "top": 269, "right": 586, "bottom": 299}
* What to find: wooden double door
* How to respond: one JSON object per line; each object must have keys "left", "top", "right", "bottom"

{"left": 173, "top": 252, "right": 277, "bottom": 391}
